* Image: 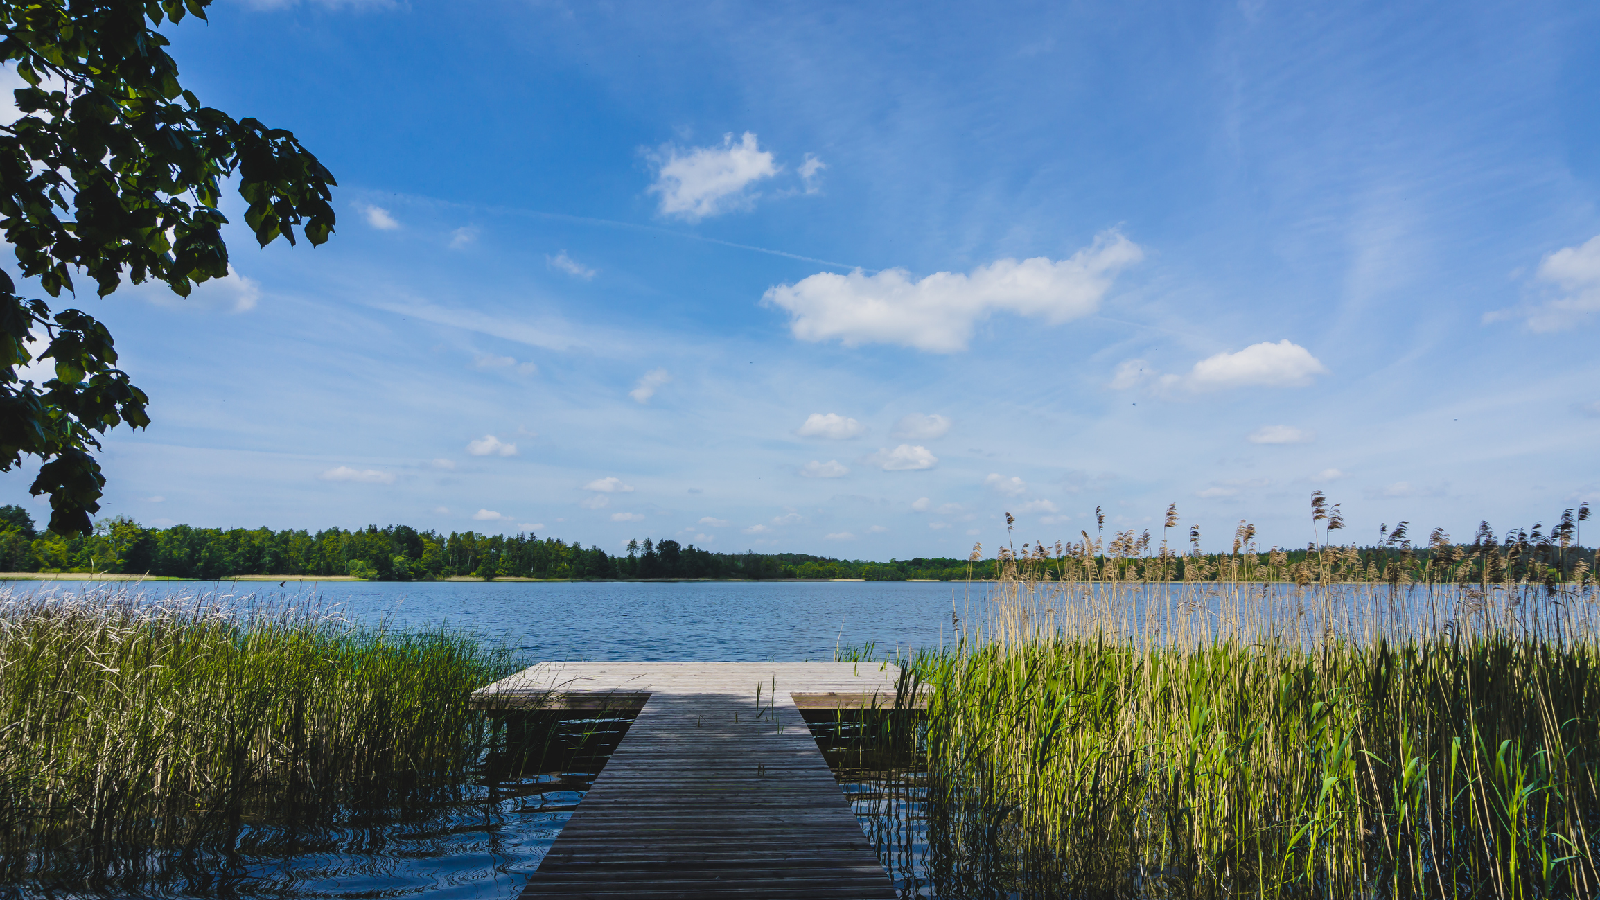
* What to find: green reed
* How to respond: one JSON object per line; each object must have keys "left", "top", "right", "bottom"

{"left": 908, "top": 555, "right": 1600, "bottom": 898}
{"left": 0, "top": 588, "right": 519, "bottom": 884}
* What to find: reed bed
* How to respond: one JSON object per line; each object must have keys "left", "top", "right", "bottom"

{"left": 907, "top": 521, "right": 1600, "bottom": 899}
{"left": 0, "top": 587, "right": 520, "bottom": 889}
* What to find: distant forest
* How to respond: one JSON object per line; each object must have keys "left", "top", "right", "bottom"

{"left": 0, "top": 506, "right": 1590, "bottom": 584}
{"left": 0, "top": 507, "right": 976, "bottom": 581}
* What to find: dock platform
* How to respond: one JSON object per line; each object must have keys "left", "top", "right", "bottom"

{"left": 473, "top": 662, "right": 907, "bottom": 899}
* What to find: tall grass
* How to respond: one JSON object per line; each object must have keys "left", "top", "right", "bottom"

{"left": 0, "top": 587, "right": 519, "bottom": 887}
{"left": 910, "top": 525, "right": 1600, "bottom": 898}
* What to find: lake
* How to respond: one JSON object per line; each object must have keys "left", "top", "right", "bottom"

{"left": 4, "top": 580, "right": 962, "bottom": 899}
{"left": 5, "top": 578, "right": 979, "bottom": 661}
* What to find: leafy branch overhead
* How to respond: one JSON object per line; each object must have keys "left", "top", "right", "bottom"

{"left": 0, "top": 0, "right": 336, "bottom": 534}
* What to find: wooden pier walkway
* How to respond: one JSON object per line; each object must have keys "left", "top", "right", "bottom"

{"left": 473, "top": 662, "right": 907, "bottom": 899}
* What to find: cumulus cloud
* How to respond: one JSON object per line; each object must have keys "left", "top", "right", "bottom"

{"left": 648, "top": 132, "right": 778, "bottom": 219}
{"left": 466, "top": 434, "right": 517, "bottom": 457}
{"left": 141, "top": 265, "right": 261, "bottom": 312}
{"left": 699, "top": 517, "right": 730, "bottom": 527}
{"left": 825, "top": 531, "right": 855, "bottom": 540}
{"left": 893, "top": 413, "right": 950, "bottom": 440}
{"left": 449, "top": 227, "right": 478, "bottom": 249}
{"left": 867, "top": 525, "right": 888, "bottom": 533}
{"left": 1248, "top": 425, "right": 1315, "bottom": 444}
{"left": 362, "top": 204, "right": 400, "bottom": 230}
{"left": 801, "top": 460, "right": 850, "bottom": 478}
{"left": 743, "top": 523, "right": 770, "bottom": 534}
{"left": 320, "top": 466, "right": 395, "bottom": 485}
{"left": 772, "top": 512, "right": 804, "bottom": 525}
{"left": 764, "top": 232, "right": 1143, "bottom": 352}
{"left": 473, "top": 509, "right": 508, "bottom": 521}
{"left": 585, "top": 477, "right": 635, "bottom": 493}
{"left": 580, "top": 495, "right": 611, "bottom": 509}
{"left": 432, "top": 458, "right": 456, "bottom": 469}
{"left": 547, "top": 250, "right": 597, "bottom": 279}
{"left": 1497, "top": 235, "right": 1600, "bottom": 331}
{"left": 911, "top": 497, "right": 932, "bottom": 511}
{"left": 798, "top": 153, "right": 826, "bottom": 193}
{"left": 1119, "top": 342, "right": 1327, "bottom": 393}
{"left": 869, "top": 444, "right": 938, "bottom": 471}
{"left": 1170, "top": 341, "right": 1327, "bottom": 391}
{"left": 985, "top": 474, "right": 1028, "bottom": 497}
{"left": 611, "top": 512, "right": 645, "bottom": 522}
{"left": 630, "top": 368, "right": 671, "bottom": 403}
{"left": 797, "top": 413, "right": 866, "bottom": 439}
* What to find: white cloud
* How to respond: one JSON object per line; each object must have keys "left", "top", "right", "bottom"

{"left": 585, "top": 477, "right": 635, "bottom": 493}
{"left": 473, "top": 509, "right": 508, "bottom": 521}
{"left": 320, "top": 466, "right": 395, "bottom": 485}
{"left": 911, "top": 497, "right": 932, "bottom": 512}
{"left": 797, "top": 413, "right": 867, "bottom": 439}
{"left": 1313, "top": 468, "right": 1346, "bottom": 481}
{"left": 892, "top": 413, "right": 951, "bottom": 440}
{"left": 1197, "top": 486, "right": 1236, "bottom": 498}
{"left": 699, "top": 517, "right": 730, "bottom": 527}
{"left": 189, "top": 265, "right": 260, "bottom": 312}
{"left": 143, "top": 496, "right": 166, "bottom": 503}
{"left": 985, "top": 474, "right": 1028, "bottom": 496}
{"left": 1506, "top": 235, "right": 1600, "bottom": 332}
{"left": 519, "top": 523, "right": 544, "bottom": 531}
{"left": 929, "top": 522, "right": 951, "bottom": 530}
{"left": 867, "top": 525, "right": 888, "bottom": 533}
{"left": 580, "top": 495, "right": 611, "bottom": 509}
{"left": 870, "top": 445, "right": 938, "bottom": 471}
{"left": 631, "top": 368, "right": 671, "bottom": 403}
{"left": 449, "top": 227, "right": 478, "bottom": 249}
{"left": 772, "top": 512, "right": 804, "bottom": 525}
{"left": 433, "top": 506, "right": 451, "bottom": 514}
{"left": 938, "top": 503, "right": 964, "bottom": 514}
{"left": 742, "top": 523, "right": 770, "bottom": 534}
{"left": 1014, "top": 499, "right": 1059, "bottom": 514}
{"left": 466, "top": 435, "right": 517, "bottom": 457}
{"left": 825, "top": 531, "right": 855, "bottom": 540}
{"left": 362, "top": 204, "right": 400, "bottom": 230}
{"left": 432, "top": 458, "right": 456, "bottom": 469}
{"left": 611, "top": 512, "right": 646, "bottom": 522}
{"left": 648, "top": 132, "right": 778, "bottom": 219}
{"left": 1164, "top": 340, "right": 1327, "bottom": 391}
{"left": 798, "top": 153, "right": 826, "bottom": 193}
{"left": 548, "top": 250, "right": 597, "bottom": 279}
{"left": 473, "top": 352, "right": 538, "bottom": 375}
{"left": 764, "top": 232, "right": 1143, "bottom": 352}
{"left": 1040, "top": 514, "right": 1071, "bottom": 525}
{"left": 1248, "top": 425, "right": 1315, "bottom": 444}
{"left": 801, "top": 460, "right": 850, "bottom": 478}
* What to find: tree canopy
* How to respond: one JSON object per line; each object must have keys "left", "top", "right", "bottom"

{"left": 0, "top": 0, "right": 335, "bottom": 534}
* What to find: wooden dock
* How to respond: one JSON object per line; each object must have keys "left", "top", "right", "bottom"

{"left": 473, "top": 662, "right": 908, "bottom": 899}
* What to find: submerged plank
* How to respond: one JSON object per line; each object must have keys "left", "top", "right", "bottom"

{"left": 493, "top": 663, "right": 901, "bottom": 900}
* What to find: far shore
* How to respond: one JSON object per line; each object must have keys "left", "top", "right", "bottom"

{"left": 0, "top": 572, "right": 973, "bottom": 584}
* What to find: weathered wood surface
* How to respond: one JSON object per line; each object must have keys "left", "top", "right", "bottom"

{"left": 474, "top": 663, "right": 904, "bottom": 899}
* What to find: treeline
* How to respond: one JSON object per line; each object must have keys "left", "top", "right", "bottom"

{"left": 0, "top": 508, "right": 975, "bottom": 581}
{"left": 0, "top": 506, "right": 1590, "bottom": 585}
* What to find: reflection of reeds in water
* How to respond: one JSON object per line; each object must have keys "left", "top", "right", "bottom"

{"left": 899, "top": 513, "right": 1600, "bottom": 899}
{"left": 0, "top": 587, "right": 527, "bottom": 894}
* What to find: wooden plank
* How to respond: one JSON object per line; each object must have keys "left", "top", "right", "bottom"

{"left": 492, "top": 663, "right": 901, "bottom": 900}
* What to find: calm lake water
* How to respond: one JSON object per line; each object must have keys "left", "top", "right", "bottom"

{"left": 7, "top": 580, "right": 964, "bottom": 900}
{"left": 7, "top": 578, "right": 979, "bottom": 661}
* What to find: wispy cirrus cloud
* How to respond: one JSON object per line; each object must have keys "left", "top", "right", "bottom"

{"left": 320, "top": 466, "right": 395, "bottom": 484}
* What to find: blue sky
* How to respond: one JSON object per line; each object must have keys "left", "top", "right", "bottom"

{"left": 6, "top": 0, "right": 1600, "bottom": 556}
